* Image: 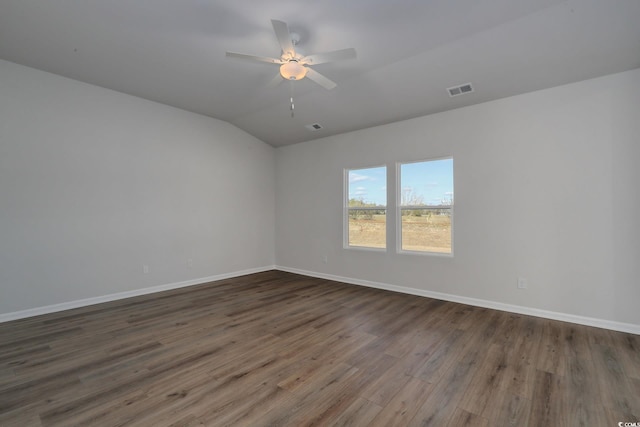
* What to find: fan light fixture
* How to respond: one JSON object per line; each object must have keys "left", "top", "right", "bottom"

{"left": 280, "top": 60, "right": 307, "bottom": 80}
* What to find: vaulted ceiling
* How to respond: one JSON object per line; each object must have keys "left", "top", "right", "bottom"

{"left": 1, "top": 0, "right": 639, "bottom": 147}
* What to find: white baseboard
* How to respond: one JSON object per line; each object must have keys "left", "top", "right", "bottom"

{"left": 275, "top": 265, "right": 640, "bottom": 335}
{"left": 4, "top": 264, "right": 638, "bottom": 335}
{"left": 0, "top": 265, "right": 276, "bottom": 323}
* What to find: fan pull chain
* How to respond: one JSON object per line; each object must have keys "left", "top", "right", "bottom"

{"left": 290, "top": 81, "right": 295, "bottom": 118}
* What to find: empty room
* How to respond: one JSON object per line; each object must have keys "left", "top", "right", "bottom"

{"left": 1, "top": 0, "right": 639, "bottom": 426}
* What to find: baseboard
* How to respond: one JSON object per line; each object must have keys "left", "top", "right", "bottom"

{"left": 0, "top": 265, "right": 276, "bottom": 323}
{"left": 5, "top": 264, "right": 638, "bottom": 335}
{"left": 275, "top": 265, "right": 640, "bottom": 335}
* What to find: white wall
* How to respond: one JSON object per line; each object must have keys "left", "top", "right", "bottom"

{"left": 0, "top": 60, "right": 275, "bottom": 316}
{"left": 275, "top": 68, "right": 640, "bottom": 330}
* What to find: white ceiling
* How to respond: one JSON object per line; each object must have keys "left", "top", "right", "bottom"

{"left": 1, "top": 0, "right": 639, "bottom": 147}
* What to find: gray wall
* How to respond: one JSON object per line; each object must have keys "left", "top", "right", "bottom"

{"left": 0, "top": 60, "right": 275, "bottom": 315}
{"left": 275, "top": 68, "right": 640, "bottom": 328}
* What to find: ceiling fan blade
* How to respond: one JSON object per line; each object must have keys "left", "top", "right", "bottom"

{"left": 305, "top": 67, "right": 337, "bottom": 90}
{"left": 301, "top": 48, "right": 356, "bottom": 65}
{"left": 267, "top": 72, "right": 284, "bottom": 88}
{"left": 226, "top": 51, "right": 283, "bottom": 64}
{"left": 271, "top": 19, "right": 295, "bottom": 58}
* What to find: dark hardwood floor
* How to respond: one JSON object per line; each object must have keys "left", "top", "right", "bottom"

{"left": 1, "top": 270, "right": 638, "bottom": 426}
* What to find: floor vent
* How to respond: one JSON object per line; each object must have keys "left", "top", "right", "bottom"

{"left": 447, "top": 83, "right": 474, "bottom": 97}
{"left": 305, "top": 123, "right": 323, "bottom": 131}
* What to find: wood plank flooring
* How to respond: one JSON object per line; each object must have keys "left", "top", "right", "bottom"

{"left": 1, "top": 270, "right": 638, "bottom": 426}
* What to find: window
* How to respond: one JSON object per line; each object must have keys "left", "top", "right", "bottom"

{"left": 345, "top": 166, "right": 387, "bottom": 249}
{"left": 398, "top": 158, "right": 453, "bottom": 254}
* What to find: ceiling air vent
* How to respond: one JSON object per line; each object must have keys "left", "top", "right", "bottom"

{"left": 447, "top": 83, "right": 474, "bottom": 97}
{"left": 305, "top": 123, "right": 323, "bottom": 131}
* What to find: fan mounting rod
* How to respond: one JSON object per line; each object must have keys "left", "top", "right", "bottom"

{"left": 289, "top": 32, "right": 301, "bottom": 46}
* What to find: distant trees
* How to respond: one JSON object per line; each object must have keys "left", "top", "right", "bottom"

{"left": 348, "top": 190, "right": 452, "bottom": 221}
{"left": 401, "top": 188, "right": 424, "bottom": 206}
{"left": 348, "top": 198, "right": 373, "bottom": 208}
{"left": 400, "top": 188, "right": 452, "bottom": 218}
{"left": 401, "top": 188, "right": 425, "bottom": 217}
{"left": 348, "top": 199, "right": 385, "bottom": 220}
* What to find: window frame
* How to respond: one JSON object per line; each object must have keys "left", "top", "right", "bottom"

{"left": 396, "top": 157, "right": 454, "bottom": 257}
{"left": 343, "top": 165, "right": 388, "bottom": 251}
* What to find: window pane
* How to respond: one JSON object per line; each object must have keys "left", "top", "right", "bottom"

{"left": 348, "top": 210, "right": 386, "bottom": 248}
{"left": 347, "top": 166, "right": 386, "bottom": 249}
{"left": 401, "top": 209, "right": 451, "bottom": 253}
{"left": 400, "top": 159, "right": 453, "bottom": 253}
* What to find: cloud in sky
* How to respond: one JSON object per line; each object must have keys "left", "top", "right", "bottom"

{"left": 351, "top": 186, "right": 368, "bottom": 198}
{"left": 348, "top": 166, "right": 387, "bottom": 205}
{"left": 349, "top": 172, "right": 374, "bottom": 183}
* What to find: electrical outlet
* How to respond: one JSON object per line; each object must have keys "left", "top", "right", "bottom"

{"left": 517, "top": 277, "right": 527, "bottom": 289}
{"left": 187, "top": 258, "right": 193, "bottom": 268}
{"left": 322, "top": 255, "right": 328, "bottom": 264}
{"left": 143, "top": 265, "right": 149, "bottom": 274}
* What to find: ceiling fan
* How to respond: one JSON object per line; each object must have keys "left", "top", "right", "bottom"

{"left": 226, "top": 19, "right": 356, "bottom": 90}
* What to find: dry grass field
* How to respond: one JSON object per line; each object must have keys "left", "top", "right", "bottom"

{"left": 348, "top": 214, "right": 451, "bottom": 253}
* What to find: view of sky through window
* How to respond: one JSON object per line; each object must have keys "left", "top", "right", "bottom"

{"left": 348, "top": 160, "right": 453, "bottom": 206}
{"left": 400, "top": 158, "right": 453, "bottom": 206}
{"left": 348, "top": 166, "right": 386, "bottom": 206}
